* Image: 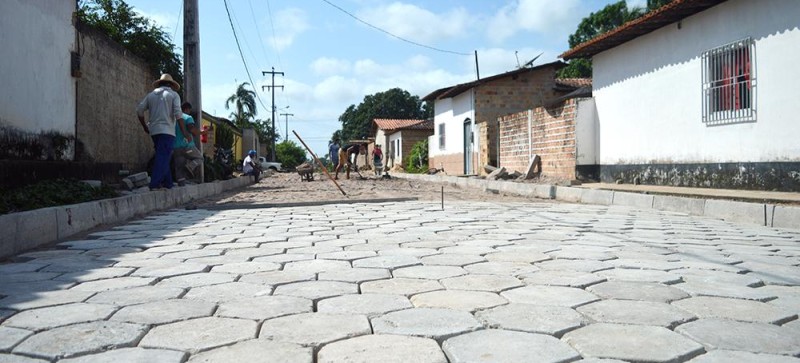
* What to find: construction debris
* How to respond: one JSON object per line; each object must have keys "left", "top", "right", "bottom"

{"left": 524, "top": 154, "right": 542, "bottom": 180}
{"left": 121, "top": 172, "right": 149, "bottom": 191}
{"left": 487, "top": 167, "right": 508, "bottom": 180}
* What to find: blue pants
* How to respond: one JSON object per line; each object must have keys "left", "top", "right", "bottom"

{"left": 150, "top": 134, "right": 175, "bottom": 189}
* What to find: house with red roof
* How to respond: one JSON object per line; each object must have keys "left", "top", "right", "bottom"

{"left": 372, "top": 118, "right": 433, "bottom": 170}
{"left": 561, "top": 0, "right": 800, "bottom": 191}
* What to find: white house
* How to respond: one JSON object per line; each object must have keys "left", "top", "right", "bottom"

{"left": 424, "top": 62, "right": 565, "bottom": 175}
{"left": 0, "top": 0, "right": 77, "bottom": 159}
{"left": 561, "top": 0, "right": 800, "bottom": 191}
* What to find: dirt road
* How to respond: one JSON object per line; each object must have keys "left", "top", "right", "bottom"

{"left": 199, "top": 171, "right": 543, "bottom": 208}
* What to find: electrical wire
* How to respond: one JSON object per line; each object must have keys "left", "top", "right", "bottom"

{"left": 172, "top": 2, "right": 183, "bottom": 40}
{"left": 222, "top": 0, "right": 271, "bottom": 115}
{"left": 320, "top": 0, "right": 471, "bottom": 56}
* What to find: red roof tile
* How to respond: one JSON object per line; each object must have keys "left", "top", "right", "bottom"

{"left": 561, "top": 0, "right": 726, "bottom": 60}
{"left": 555, "top": 78, "right": 592, "bottom": 88}
{"left": 373, "top": 118, "right": 431, "bottom": 132}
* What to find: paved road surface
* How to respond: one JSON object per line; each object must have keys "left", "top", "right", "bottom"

{"left": 0, "top": 175, "right": 798, "bottom": 362}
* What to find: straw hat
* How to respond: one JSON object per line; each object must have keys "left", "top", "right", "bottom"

{"left": 152, "top": 74, "right": 180, "bottom": 91}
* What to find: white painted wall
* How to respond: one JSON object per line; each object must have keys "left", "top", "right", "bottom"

{"left": 575, "top": 98, "right": 598, "bottom": 166}
{"left": 429, "top": 90, "right": 476, "bottom": 157}
{"left": 0, "top": 0, "right": 76, "bottom": 135}
{"left": 593, "top": 0, "right": 800, "bottom": 164}
{"left": 389, "top": 132, "right": 402, "bottom": 162}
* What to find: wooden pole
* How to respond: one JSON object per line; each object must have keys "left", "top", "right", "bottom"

{"left": 292, "top": 130, "right": 347, "bottom": 196}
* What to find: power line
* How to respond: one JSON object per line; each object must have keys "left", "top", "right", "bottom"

{"left": 263, "top": 0, "right": 290, "bottom": 109}
{"left": 320, "top": 0, "right": 471, "bottom": 56}
{"left": 172, "top": 1, "right": 183, "bottom": 40}
{"left": 222, "top": 0, "right": 271, "bottom": 115}
{"left": 248, "top": 0, "right": 274, "bottom": 67}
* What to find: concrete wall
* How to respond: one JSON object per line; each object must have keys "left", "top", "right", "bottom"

{"left": 593, "top": 0, "right": 800, "bottom": 166}
{"left": 0, "top": 0, "right": 77, "bottom": 159}
{"left": 575, "top": 98, "right": 598, "bottom": 166}
{"left": 498, "top": 98, "right": 584, "bottom": 180}
{"left": 75, "top": 25, "right": 155, "bottom": 170}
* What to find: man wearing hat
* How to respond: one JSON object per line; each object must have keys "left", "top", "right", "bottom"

{"left": 243, "top": 149, "right": 261, "bottom": 182}
{"left": 136, "top": 74, "right": 189, "bottom": 190}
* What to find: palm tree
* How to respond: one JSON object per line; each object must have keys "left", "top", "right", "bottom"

{"left": 225, "top": 82, "right": 257, "bottom": 128}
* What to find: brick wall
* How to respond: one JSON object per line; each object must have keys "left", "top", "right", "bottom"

{"left": 474, "top": 68, "right": 560, "bottom": 171}
{"left": 76, "top": 25, "right": 156, "bottom": 171}
{"left": 498, "top": 98, "right": 579, "bottom": 180}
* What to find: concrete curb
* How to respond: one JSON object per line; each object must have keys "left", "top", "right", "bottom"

{"left": 1, "top": 177, "right": 252, "bottom": 259}
{"left": 391, "top": 173, "right": 800, "bottom": 230}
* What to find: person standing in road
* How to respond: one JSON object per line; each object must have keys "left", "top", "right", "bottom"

{"left": 172, "top": 102, "right": 203, "bottom": 184}
{"left": 334, "top": 143, "right": 364, "bottom": 180}
{"left": 328, "top": 140, "right": 340, "bottom": 171}
{"left": 372, "top": 144, "right": 383, "bottom": 176}
{"left": 136, "top": 74, "right": 188, "bottom": 190}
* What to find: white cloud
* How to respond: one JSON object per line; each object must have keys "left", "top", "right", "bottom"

{"left": 133, "top": 8, "right": 179, "bottom": 33}
{"left": 358, "top": 2, "right": 472, "bottom": 44}
{"left": 487, "top": 0, "right": 582, "bottom": 43}
{"left": 626, "top": 0, "right": 648, "bottom": 10}
{"left": 310, "top": 57, "right": 352, "bottom": 76}
{"left": 270, "top": 8, "right": 309, "bottom": 51}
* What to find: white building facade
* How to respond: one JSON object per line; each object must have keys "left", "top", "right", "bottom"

{"left": 427, "top": 91, "right": 477, "bottom": 175}
{"left": 564, "top": 0, "right": 800, "bottom": 191}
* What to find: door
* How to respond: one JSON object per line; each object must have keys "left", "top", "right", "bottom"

{"left": 463, "top": 118, "right": 472, "bottom": 174}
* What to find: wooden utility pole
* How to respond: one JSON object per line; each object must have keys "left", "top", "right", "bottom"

{"left": 280, "top": 112, "right": 293, "bottom": 142}
{"left": 262, "top": 67, "right": 284, "bottom": 161}
{"left": 184, "top": 0, "right": 203, "bottom": 182}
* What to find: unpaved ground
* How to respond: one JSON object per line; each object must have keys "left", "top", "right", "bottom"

{"left": 199, "top": 171, "right": 545, "bottom": 207}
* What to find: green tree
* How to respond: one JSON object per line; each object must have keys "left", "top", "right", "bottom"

{"left": 225, "top": 82, "right": 257, "bottom": 128}
{"left": 647, "top": 0, "right": 673, "bottom": 10}
{"left": 77, "top": 0, "right": 182, "bottom": 87}
{"left": 558, "top": 1, "right": 647, "bottom": 78}
{"left": 215, "top": 124, "right": 234, "bottom": 149}
{"left": 333, "top": 88, "right": 431, "bottom": 143}
{"left": 405, "top": 139, "right": 429, "bottom": 174}
{"left": 276, "top": 141, "right": 307, "bottom": 169}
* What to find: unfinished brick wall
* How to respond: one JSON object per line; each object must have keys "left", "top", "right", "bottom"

{"left": 76, "top": 25, "right": 156, "bottom": 171}
{"left": 429, "top": 153, "right": 464, "bottom": 175}
{"left": 474, "top": 68, "right": 560, "bottom": 172}
{"left": 498, "top": 98, "right": 578, "bottom": 180}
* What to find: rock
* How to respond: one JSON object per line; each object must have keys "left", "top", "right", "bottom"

{"left": 487, "top": 167, "right": 507, "bottom": 180}
{"left": 443, "top": 329, "right": 580, "bottom": 363}
{"left": 563, "top": 324, "right": 704, "bottom": 362}
{"left": 259, "top": 313, "right": 371, "bottom": 347}
{"left": 59, "top": 348, "right": 186, "bottom": 363}
{"left": 139, "top": 317, "right": 257, "bottom": 353}
{"left": 676, "top": 319, "right": 800, "bottom": 355}
{"left": 318, "top": 335, "right": 447, "bottom": 363}
{"left": 121, "top": 179, "right": 134, "bottom": 191}
{"left": 371, "top": 308, "right": 482, "bottom": 341}
{"left": 13, "top": 321, "right": 148, "bottom": 360}
{"left": 483, "top": 164, "right": 498, "bottom": 173}
{"left": 187, "top": 340, "right": 311, "bottom": 363}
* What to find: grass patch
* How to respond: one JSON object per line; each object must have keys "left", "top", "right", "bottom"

{"left": 0, "top": 179, "right": 119, "bottom": 215}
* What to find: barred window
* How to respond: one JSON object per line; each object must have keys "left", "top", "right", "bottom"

{"left": 438, "top": 123, "right": 446, "bottom": 150}
{"left": 702, "top": 37, "right": 756, "bottom": 125}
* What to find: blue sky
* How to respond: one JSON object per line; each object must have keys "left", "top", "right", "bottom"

{"left": 126, "top": 0, "right": 645, "bottom": 155}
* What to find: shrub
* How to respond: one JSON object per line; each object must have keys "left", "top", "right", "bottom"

{"left": 405, "top": 139, "right": 428, "bottom": 173}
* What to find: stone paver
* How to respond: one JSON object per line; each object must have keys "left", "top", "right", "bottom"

{"left": 259, "top": 313, "right": 371, "bottom": 346}
{"left": 317, "top": 294, "right": 412, "bottom": 317}
{"left": 564, "top": 323, "right": 705, "bottom": 362}
{"left": 410, "top": 290, "right": 507, "bottom": 311}
{"left": 4, "top": 303, "right": 117, "bottom": 331}
{"left": 443, "top": 329, "right": 580, "bottom": 363}
{"left": 58, "top": 348, "right": 187, "bottom": 363}
{"left": 501, "top": 285, "right": 599, "bottom": 308}
{"left": 216, "top": 295, "right": 312, "bottom": 320}
{"left": 3, "top": 198, "right": 799, "bottom": 361}
{"left": 13, "top": 321, "right": 147, "bottom": 360}
{"left": 139, "top": 317, "right": 257, "bottom": 353}
{"left": 672, "top": 296, "right": 796, "bottom": 324}
{"left": 577, "top": 299, "right": 696, "bottom": 328}
{"left": 588, "top": 281, "right": 690, "bottom": 303}
{"left": 687, "top": 350, "right": 800, "bottom": 363}
{"left": 187, "top": 340, "right": 312, "bottom": 363}
{"left": 372, "top": 308, "right": 481, "bottom": 341}
{"left": 0, "top": 326, "right": 32, "bottom": 351}
{"left": 318, "top": 334, "right": 447, "bottom": 363}
{"left": 110, "top": 299, "right": 215, "bottom": 325}
{"left": 476, "top": 303, "right": 585, "bottom": 337}
{"left": 676, "top": 319, "right": 800, "bottom": 356}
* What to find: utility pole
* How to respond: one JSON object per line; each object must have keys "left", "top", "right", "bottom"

{"left": 184, "top": 0, "right": 203, "bottom": 182}
{"left": 280, "top": 112, "right": 293, "bottom": 142}
{"left": 262, "top": 67, "right": 284, "bottom": 162}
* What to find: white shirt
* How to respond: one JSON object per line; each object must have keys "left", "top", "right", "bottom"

{"left": 243, "top": 155, "right": 254, "bottom": 173}
{"left": 136, "top": 86, "right": 182, "bottom": 136}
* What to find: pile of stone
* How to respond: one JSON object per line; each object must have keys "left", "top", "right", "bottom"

{"left": 121, "top": 172, "right": 150, "bottom": 192}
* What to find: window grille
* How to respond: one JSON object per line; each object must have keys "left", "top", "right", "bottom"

{"left": 438, "top": 123, "right": 446, "bottom": 150}
{"left": 702, "top": 37, "right": 756, "bottom": 125}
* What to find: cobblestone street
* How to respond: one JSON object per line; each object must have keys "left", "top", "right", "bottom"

{"left": 1, "top": 176, "right": 799, "bottom": 362}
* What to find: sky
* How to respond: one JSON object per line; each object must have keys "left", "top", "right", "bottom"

{"left": 125, "top": 0, "right": 647, "bottom": 156}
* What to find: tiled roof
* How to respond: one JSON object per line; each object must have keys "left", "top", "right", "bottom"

{"left": 374, "top": 118, "right": 431, "bottom": 132}
{"left": 555, "top": 78, "right": 592, "bottom": 88}
{"left": 422, "top": 61, "right": 566, "bottom": 101}
{"left": 560, "top": 0, "right": 727, "bottom": 60}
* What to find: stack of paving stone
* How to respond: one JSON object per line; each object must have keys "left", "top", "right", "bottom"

{"left": 121, "top": 172, "right": 150, "bottom": 191}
